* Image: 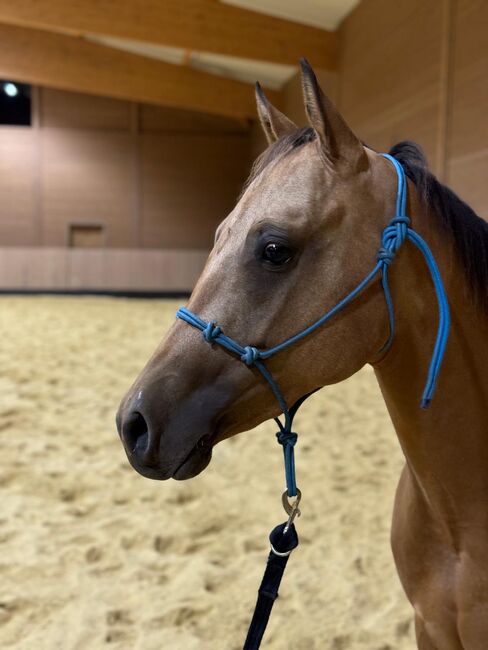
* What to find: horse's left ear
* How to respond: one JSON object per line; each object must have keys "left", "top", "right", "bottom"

{"left": 300, "top": 58, "right": 366, "bottom": 169}
{"left": 255, "top": 82, "right": 297, "bottom": 144}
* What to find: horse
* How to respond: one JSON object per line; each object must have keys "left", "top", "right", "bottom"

{"left": 116, "top": 60, "right": 488, "bottom": 649}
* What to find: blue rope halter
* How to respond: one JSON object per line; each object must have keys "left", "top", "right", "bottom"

{"left": 176, "top": 154, "right": 451, "bottom": 498}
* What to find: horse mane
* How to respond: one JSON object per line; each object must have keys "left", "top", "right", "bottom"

{"left": 390, "top": 141, "right": 488, "bottom": 311}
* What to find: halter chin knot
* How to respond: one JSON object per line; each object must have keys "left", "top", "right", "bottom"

{"left": 378, "top": 214, "right": 411, "bottom": 267}
{"left": 276, "top": 430, "right": 298, "bottom": 447}
{"left": 377, "top": 247, "right": 395, "bottom": 266}
{"left": 203, "top": 322, "right": 222, "bottom": 343}
{"left": 240, "top": 345, "right": 260, "bottom": 365}
{"left": 388, "top": 215, "right": 410, "bottom": 246}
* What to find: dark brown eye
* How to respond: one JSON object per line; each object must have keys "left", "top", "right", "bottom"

{"left": 262, "top": 242, "right": 293, "bottom": 266}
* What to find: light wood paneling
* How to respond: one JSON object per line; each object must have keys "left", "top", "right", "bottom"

{"left": 0, "top": 85, "right": 253, "bottom": 258}
{"left": 140, "top": 133, "right": 250, "bottom": 249}
{"left": 0, "top": 247, "right": 208, "bottom": 291}
{"left": 140, "top": 104, "right": 249, "bottom": 134}
{"left": 40, "top": 88, "right": 131, "bottom": 131}
{"left": 446, "top": 0, "right": 488, "bottom": 217}
{"left": 0, "top": 0, "right": 337, "bottom": 68}
{"left": 0, "top": 248, "right": 67, "bottom": 286}
{"left": 338, "top": 0, "right": 447, "bottom": 173}
{"left": 0, "top": 127, "right": 38, "bottom": 245}
{"left": 40, "top": 129, "right": 135, "bottom": 247}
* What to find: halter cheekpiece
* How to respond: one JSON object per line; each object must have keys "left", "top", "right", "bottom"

{"left": 175, "top": 154, "right": 451, "bottom": 649}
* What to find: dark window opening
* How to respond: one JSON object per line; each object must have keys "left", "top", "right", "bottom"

{"left": 69, "top": 223, "right": 106, "bottom": 248}
{"left": 0, "top": 81, "right": 31, "bottom": 126}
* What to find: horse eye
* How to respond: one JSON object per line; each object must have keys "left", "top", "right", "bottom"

{"left": 262, "top": 242, "right": 293, "bottom": 266}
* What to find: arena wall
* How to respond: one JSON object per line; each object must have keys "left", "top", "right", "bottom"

{"left": 0, "top": 88, "right": 251, "bottom": 291}
{"left": 339, "top": 0, "right": 487, "bottom": 218}
{"left": 0, "top": 0, "right": 486, "bottom": 291}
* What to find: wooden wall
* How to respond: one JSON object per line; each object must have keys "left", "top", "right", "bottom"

{"left": 0, "top": 127, "right": 38, "bottom": 245}
{"left": 339, "top": 0, "right": 448, "bottom": 174}
{"left": 339, "top": 0, "right": 487, "bottom": 217}
{"left": 1, "top": 0, "right": 486, "bottom": 290}
{"left": 0, "top": 87, "right": 251, "bottom": 289}
{"left": 0, "top": 88, "right": 250, "bottom": 248}
{"left": 0, "top": 248, "right": 208, "bottom": 291}
{"left": 445, "top": 0, "right": 488, "bottom": 216}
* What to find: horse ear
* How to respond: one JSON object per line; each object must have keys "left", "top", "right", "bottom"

{"left": 255, "top": 82, "right": 297, "bottom": 144}
{"left": 300, "top": 58, "right": 366, "bottom": 168}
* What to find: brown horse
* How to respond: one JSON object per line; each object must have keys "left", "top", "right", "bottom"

{"left": 117, "top": 61, "right": 488, "bottom": 649}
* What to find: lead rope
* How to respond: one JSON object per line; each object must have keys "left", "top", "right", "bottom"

{"left": 175, "top": 154, "right": 450, "bottom": 648}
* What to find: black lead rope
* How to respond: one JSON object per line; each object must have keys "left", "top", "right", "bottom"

{"left": 243, "top": 522, "right": 299, "bottom": 650}
{"left": 241, "top": 397, "right": 308, "bottom": 649}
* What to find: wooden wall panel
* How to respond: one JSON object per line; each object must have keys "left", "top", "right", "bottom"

{"left": 0, "top": 247, "right": 208, "bottom": 291}
{"left": 100, "top": 249, "right": 208, "bottom": 290}
{"left": 0, "top": 127, "right": 38, "bottom": 244}
{"left": 0, "top": 84, "right": 253, "bottom": 274}
{"left": 338, "top": 0, "right": 447, "bottom": 174}
{"left": 0, "top": 248, "right": 67, "bottom": 286}
{"left": 140, "top": 133, "right": 250, "bottom": 248}
{"left": 140, "top": 104, "right": 248, "bottom": 134}
{"left": 40, "top": 88, "right": 131, "bottom": 130}
{"left": 446, "top": 0, "right": 488, "bottom": 217}
{"left": 40, "top": 129, "right": 135, "bottom": 247}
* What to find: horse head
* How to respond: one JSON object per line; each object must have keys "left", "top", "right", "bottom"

{"left": 116, "top": 60, "right": 396, "bottom": 481}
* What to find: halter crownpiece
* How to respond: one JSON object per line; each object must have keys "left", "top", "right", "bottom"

{"left": 176, "top": 153, "right": 451, "bottom": 497}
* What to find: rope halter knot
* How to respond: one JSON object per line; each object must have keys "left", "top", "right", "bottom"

{"left": 377, "top": 214, "right": 411, "bottom": 267}
{"left": 203, "top": 322, "right": 222, "bottom": 343}
{"left": 241, "top": 345, "right": 260, "bottom": 366}
{"left": 276, "top": 430, "right": 298, "bottom": 448}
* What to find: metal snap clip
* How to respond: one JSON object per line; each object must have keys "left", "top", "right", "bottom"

{"left": 282, "top": 488, "right": 302, "bottom": 533}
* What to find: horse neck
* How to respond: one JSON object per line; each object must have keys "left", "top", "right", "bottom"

{"left": 372, "top": 190, "right": 488, "bottom": 537}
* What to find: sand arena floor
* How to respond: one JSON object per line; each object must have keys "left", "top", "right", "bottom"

{"left": 0, "top": 296, "right": 415, "bottom": 649}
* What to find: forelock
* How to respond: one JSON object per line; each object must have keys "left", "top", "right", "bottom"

{"left": 239, "top": 127, "right": 316, "bottom": 199}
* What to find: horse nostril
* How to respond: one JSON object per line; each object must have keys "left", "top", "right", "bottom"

{"left": 121, "top": 411, "right": 149, "bottom": 454}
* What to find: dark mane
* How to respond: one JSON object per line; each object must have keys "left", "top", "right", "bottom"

{"left": 240, "top": 127, "right": 316, "bottom": 197}
{"left": 390, "top": 141, "right": 488, "bottom": 311}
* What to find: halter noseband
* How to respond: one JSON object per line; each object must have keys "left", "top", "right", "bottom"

{"left": 176, "top": 154, "right": 450, "bottom": 498}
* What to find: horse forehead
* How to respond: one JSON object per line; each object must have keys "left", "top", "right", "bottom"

{"left": 261, "top": 143, "right": 321, "bottom": 195}
{"left": 236, "top": 145, "right": 325, "bottom": 224}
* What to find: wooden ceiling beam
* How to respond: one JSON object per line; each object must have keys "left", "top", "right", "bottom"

{"left": 0, "top": 0, "right": 338, "bottom": 69}
{"left": 0, "top": 24, "right": 282, "bottom": 120}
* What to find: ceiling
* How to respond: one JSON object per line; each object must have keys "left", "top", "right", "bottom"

{"left": 87, "top": 36, "right": 298, "bottom": 90}
{"left": 223, "top": 0, "right": 359, "bottom": 30}
{"left": 87, "top": 0, "right": 359, "bottom": 90}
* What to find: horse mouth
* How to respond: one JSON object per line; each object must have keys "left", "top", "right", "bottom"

{"left": 172, "top": 442, "right": 213, "bottom": 480}
{"left": 123, "top": 435, "right": 213, "bottom": 481}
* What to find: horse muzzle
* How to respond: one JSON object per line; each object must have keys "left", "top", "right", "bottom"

{"left": 116, "top": 408, "right": 213, "bottom": 481}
